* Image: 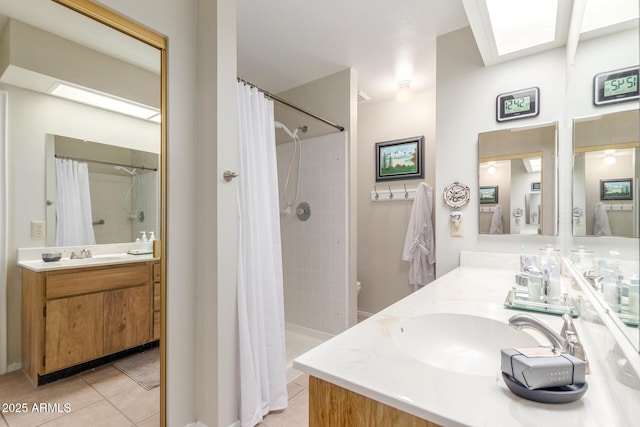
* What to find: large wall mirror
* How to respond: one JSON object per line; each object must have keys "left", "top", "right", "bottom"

{"left": 572, "top": 109, "right": 639, "bottom": 238}
{"left": 0, "top": 0, "right": 166, "bottom": 423}
{"left": 478, "top": 122, "right": 558, "bottom": 236}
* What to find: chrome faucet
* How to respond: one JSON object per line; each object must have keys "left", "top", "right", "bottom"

{"left": 509, "top": 313, "right": 568, "bottom": 352}
{"left": 509, "top": 313, "right": 589, "bottom": 372}
{"left": 70, "top": 248, "right": 93, "bottom": 259}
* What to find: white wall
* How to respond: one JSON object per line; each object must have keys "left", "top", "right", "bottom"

{"left": 435, "top": 26, "right": 639, "bottom": 278}
{"left": 99, "top": 1, "right": 200, "bottom": 425}
{"left": 278, "top": 132, "right": 348, "bottom": 334}
{"left": 357, "top": 89, "right": 436, "bottom": 314}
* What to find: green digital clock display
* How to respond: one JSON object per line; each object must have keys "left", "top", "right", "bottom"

{"left": 595, "top": 66, "right": 639, "bottom": 106}
{"left": 496, "top": 87, "right": 539, "bottom": 122}
{"left": 604, "top": 75, "right": 638, "bottom": 97}
{"left": 504, "top": 96, "right": 531, "bottom": 114}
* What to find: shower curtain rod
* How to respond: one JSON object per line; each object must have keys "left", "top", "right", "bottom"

{"left": 54, "top": 154, "right": 158, "bottom": 172}
{"left": 238, "top": 77, "right": 345, "bottom": 132}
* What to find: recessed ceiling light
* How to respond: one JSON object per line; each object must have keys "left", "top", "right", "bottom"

{"left": 48, "top": 82, "right": 160, "bottom": 122}
{"left": 486, "top": 0, "right": 558, "bottom": 55}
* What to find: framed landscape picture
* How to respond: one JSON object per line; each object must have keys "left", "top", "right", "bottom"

{"left": 600, "top": 178, "right": 632, "bottom": 200}
{"left": 375, "top": 136, "right": 424, "bottom": 182}
{"left": 479, "top": 186, "right": 498, "bottom": 204}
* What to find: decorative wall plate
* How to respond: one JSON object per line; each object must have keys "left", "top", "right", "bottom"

{"left": 443, "top": 182, "right": 470, "bottom": 209}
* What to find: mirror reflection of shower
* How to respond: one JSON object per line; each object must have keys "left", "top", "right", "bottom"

{"left": 275, "top": 121, "right": 307, "bottom": 215}
{"left": 114, "top": 165, "right": 144, "bottom": 222}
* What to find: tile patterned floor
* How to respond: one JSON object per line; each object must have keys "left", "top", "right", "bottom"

{"left": 259, "top": 373, "right": 310, "bottom": 427}
{"left": 0, "top": 362, "right": 159, "bottom": 427}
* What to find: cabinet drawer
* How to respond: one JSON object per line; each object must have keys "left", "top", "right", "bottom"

{"left": 153, "top": 262, "right": 161, "bottom": 282}
{"left": 46, "top": 264, "right": 149, "bottom": 300}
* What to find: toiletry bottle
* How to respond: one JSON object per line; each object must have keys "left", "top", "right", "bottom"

{"left": 527, "top": 266, "right": 542, "bottom": 301}
{"left": 149, "top": 231, "right": 155, "bottom": 241}
{"left": 602, "top": 260, "right": 619, "bottom": 311}
{"left": 628, "top": 276, "right": 639, "bottom": 316}
{"left": 140, "top": 231, "right": 147, "bottom": 243}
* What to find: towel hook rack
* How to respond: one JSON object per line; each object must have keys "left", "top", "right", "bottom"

{"left": 404, "top": 184, "right": 409, "bottom": 199}
{"left": 374, "top": 186, "right": 380, "bottom": 200}
{"left": 388, "top": 185, "right": 393, "bottom": 199}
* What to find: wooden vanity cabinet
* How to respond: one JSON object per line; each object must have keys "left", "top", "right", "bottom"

{"left": 151, "top": 262, "right": 161, "bottom": 340}
{"left": 309, "top": 376, "right": 442, "bottom": 427}
{"left": 22, "top": 262, "right": 155, "bottom": 385}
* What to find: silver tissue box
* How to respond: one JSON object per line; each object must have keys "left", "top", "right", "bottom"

{"left": 501, "top": 347, "right": 586, "bottom": 390}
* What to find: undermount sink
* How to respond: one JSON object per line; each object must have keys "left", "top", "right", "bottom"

{"left": 391, "top": 313, "right": 539, "bottom": 376}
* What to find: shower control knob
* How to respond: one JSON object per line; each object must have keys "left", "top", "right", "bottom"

{"left": 223, "top": 170, "right": 239, "bottom": 182}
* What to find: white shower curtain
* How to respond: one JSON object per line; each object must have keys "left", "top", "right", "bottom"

{"left": 236, "top": 82, "right": 288, "bottom": 426}
{"left": 55, "top": 158, "right": 96, "bottom": 246}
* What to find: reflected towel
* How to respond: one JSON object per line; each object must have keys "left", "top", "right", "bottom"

{"left": 594, "top": 202, "right": 612, "bottom": 236}
{"left": 490, "top": 205, "right": 504, "bottom": 234}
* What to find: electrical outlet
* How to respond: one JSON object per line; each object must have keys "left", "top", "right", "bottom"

{"left": 31, "top": 221, "right": 46, "bottom": 239}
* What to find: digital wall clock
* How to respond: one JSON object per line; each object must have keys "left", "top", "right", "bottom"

{"left": 594, "top": 66, "right": 639, "bottom": 106}
{"left": 496, "top": 87, "right": 539, "bottom": 122}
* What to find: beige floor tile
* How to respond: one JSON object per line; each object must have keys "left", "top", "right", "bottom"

{"left": 261, "top": 388, "right": 309, "bottom": 427}
{"left": 3, "top": 376, "right": 103, "bottom": 427}
{"left": 81, "top": 365, "right": 139, "bottom": 398}
{"left": 286, "top": 381, "right": 305, "bottom": 400}
{"left": 136, "top": 412, "right": 160, "bottom": 427}
{"left": 38, "top": 400, "right": 133, "bottom": 427}
{"left": 0, "top": 370, "right": 37, "bottom": 402}
{"left": 107, "top": 383, "right": 159, "bottom": 424}
{"left": 292, "top": 373, "right": 309, "bottom": 388}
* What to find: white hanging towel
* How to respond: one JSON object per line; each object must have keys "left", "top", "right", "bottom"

{"left": 402, "top": 182, "right": 435, "bottom": 290}
{"left": 594, "top": 202, "right": 612, "bottom": 236}
{"left": 489, "top": 204, "right": 503, "bottom": 234}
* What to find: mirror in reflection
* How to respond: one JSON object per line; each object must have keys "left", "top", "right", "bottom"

{"left": 572, "top": 109, "right": 639, "bottom": 238}
{"left": 478, "top": 122, "right": 558, "bottom": 236}
{"left": 45, "top": 135, "right": 159, "bottom": 246}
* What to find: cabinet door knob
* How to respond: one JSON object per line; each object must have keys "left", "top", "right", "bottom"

{"left": 223, "top": 170, "right": 238, "bottom": 182}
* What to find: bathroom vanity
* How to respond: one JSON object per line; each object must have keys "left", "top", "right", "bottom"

{"left": 19, "top": 250, "right": 160, "bottom": 386}
{"left": 294, "top": 251, "right": 639, "bottom": 426}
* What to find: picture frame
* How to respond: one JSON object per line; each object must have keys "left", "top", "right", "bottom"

{"left": 375, "top": 136, "right": 424, "bottom": 182}
{"left": 531, "top": 182, "right": 541, "bottom": 191}
{"left": 479, "top": 186, "right": 498, "bottom": 204}
{"left": 600, "top": 178, "right": 633, "bottom": 201}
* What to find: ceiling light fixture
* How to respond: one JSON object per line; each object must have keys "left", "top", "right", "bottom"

{"left": 604, "top": 155, "right": 617, "bottom": 165}
{"left": 486, "top": 0, "right": 558, "bottom": 55}
{"left": 396, "top": 80, "right": 412, "bottom": 103}
{"left": 488, "top": 166, "right": 496, "bottom": 175}
{"left": 48, "top": 82, "right": 160, "bottom": 122}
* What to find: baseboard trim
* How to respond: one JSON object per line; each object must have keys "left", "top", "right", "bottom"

{"left": 285, "top": 321, "right": 334, "bottom": 340}
{"left": 7, "top": 362, "right": 22, "bottom": 373}
{"left": 357, "top": 310, "right": 374, "bottom": 319}
{"left": 186, "top": 420, "right": 239, "bottom": 427}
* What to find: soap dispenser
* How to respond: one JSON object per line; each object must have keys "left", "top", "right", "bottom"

{"left": 140, "top": 231, "right": 147, "bottom": 243}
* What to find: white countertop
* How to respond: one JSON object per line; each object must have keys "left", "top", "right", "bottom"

{"left": 17, "top": 243, "right": 159, "bottom": 272}
{"left": 294, "top": 262, "right": 638, "bottom": 426}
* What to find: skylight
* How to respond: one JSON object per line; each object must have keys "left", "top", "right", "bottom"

{"left": 581, "top": 0, "right": 639, "bottom": 34}
{"left": 49, "top": 82, "right": 160, "bottom": 122}
{"left": 486, "top": 0, "right": 558, "bottom": 55}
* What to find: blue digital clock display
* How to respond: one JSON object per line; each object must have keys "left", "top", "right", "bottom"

{"left": 496, "top": 87, "right": 539, "bottom": 122}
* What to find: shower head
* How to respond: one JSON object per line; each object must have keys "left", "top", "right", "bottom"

{"left": 114, "top": 165, "right": 137, "bottom": 176}
{"left": 274, "top": 121, "right": 295, "bottom": 139}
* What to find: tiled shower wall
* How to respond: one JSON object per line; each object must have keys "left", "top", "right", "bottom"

{"left": 276, "top": 132, "right": 348, "bottom": 335}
